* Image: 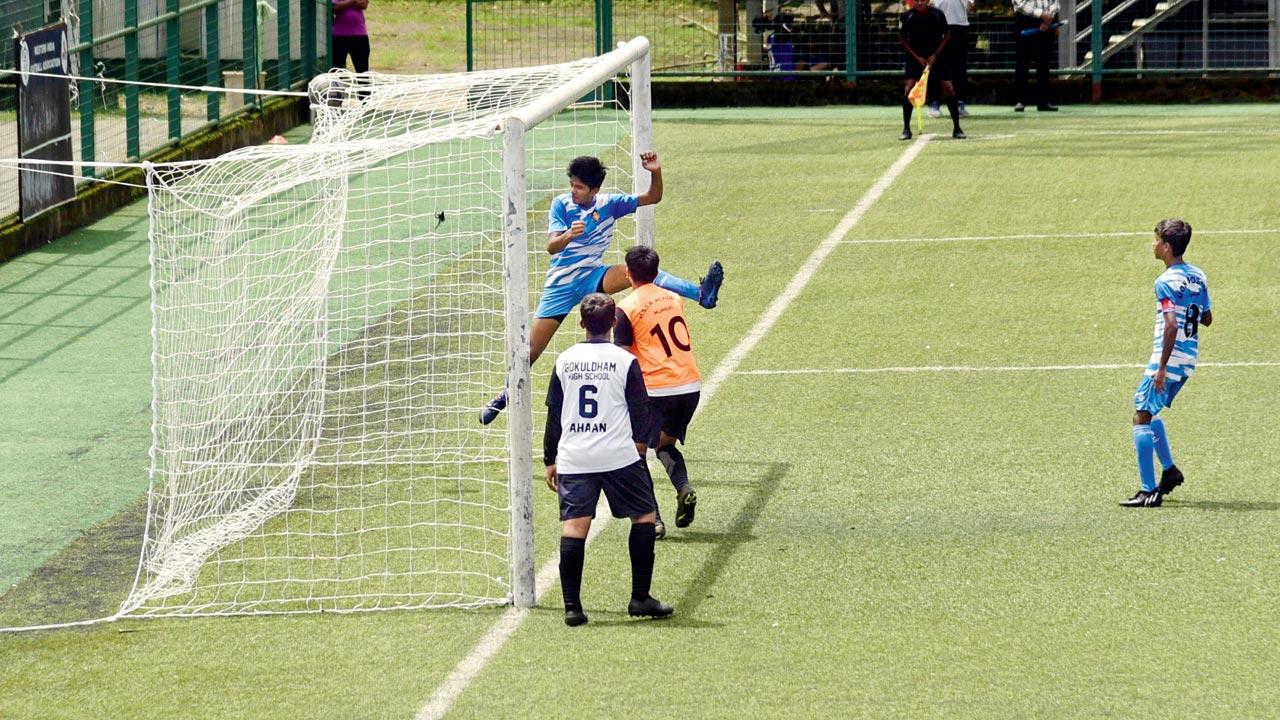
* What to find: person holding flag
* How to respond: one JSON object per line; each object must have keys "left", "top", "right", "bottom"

{"left": 899, "top": 0, "right": 965, "bottom": 141}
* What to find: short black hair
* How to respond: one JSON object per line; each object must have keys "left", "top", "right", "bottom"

{"left": 624, "top": 245, "right": 660, "bottom": 284}
{"left": 579, "top": 292, "right": 616, "bottom": 335}
{"left": 567, "top": 156, "right": 607, "bottom": 190}
{"left": 1155, "top": 218, "right": 1193, "bottom": 256}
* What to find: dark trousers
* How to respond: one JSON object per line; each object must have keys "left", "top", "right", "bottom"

{"left": 946, "top": 25, "right": 969, "bottom": 101}
{"left": 1014, "top": 14, "right": 1053, "bottom": 105}
{"left": 332, "top": 34, "right": 370, "bottom": 73}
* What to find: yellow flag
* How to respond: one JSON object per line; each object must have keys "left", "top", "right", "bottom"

{"left": 907, "top": 65, "right": 931, "bottom": 133}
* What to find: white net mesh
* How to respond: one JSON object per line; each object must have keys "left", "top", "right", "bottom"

{"left": 124, "top": 51, "right": 638, "bottom": 617}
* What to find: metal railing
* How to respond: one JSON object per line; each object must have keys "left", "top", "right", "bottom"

{"left": 1, "top": 0, "right": 331, "bottom": 218}
{"left": 467, "top": 0, "right": 1280, "bottom": 82}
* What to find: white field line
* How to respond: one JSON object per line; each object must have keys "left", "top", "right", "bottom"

{"left": 842, "top": 228, "right": 1280, "bottom": 246}
{"left": 414, "top": 134, "right": 934, "bottom": 720}
{"left": 737, "top": 360, "right": 1280, "bottom": 376}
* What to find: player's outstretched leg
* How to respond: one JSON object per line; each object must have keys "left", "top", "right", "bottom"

{"left": 1121, "top": 417, "right": 1163, "bottom": 507}
{"left": 479, "top": 389, "right": 507, "bottom": 425}
{"left": 560, "top": 535, "right": 588, "bottom": 626}
{"left": 648, "top": 264, "right": 724, "bottom": 311}
{"left": 697, "top": 261, "right": 724, "bottom": 309}
{"left": 626, "top": 521, "right": 673, "bottom": 619}
{"left": 1150, "top": 417, "right": 1183, "bottom": 494}
{"left": 480, "top": 317, "right": 563, "bottom": 425}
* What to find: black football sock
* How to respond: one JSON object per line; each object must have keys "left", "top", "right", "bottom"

{"left": 559, "top": 536, "right": 585, "bottom": 609}
{"left": 656, "top": 444, "right": 690, "bottom": 494}
{"left": 902, "top": 99, "right": 913, "bottom": 131}
{"left": 946, "top": 98, "right": 962, "bottom": 131}
{"left": 629, "top": 522, "right": 656, "bottom": 600}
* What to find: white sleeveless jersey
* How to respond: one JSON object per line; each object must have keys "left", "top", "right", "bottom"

{"left": 552, "top": 341, "right": 644, "bottom": 474}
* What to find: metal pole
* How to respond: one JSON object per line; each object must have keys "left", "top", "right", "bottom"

{"left": 277, "top": 0, "right": 292, "bottom": 88}
{"left": 466, "top": 0, "right": 474, "bottom": 71}
{"left": 1202, "top": 0, "right": 1208, "bottom": 72}
{"left": 1271, "top": 0, "right": 1280, "bottom": 70}
{"left": 501, "top": 118, "right": 535, "bottom": 610}
{"left": 125, "top": 0, "right": 140, "bottom": 159}
{"left": 325, "top": 0, "right": 333, "bottom": 69}
{"left": 845, "top": 0, "right": 856, "bottom": 83}
{"left": 166, "top": 0, "right": 180, "bottom": 140}
{"left": 1091, "top": 0, "right": 1102, "bottom": 102}
{"left": 631, "top": 47, "right": 654, "bottom": 249}
{"left": 78, "top": 0, "right": 94, "bottom": 178}
{"left": 205, "top": 0, "right": 220, "bottom": 122}
{"left": 243, "top": 0, "right": 259, "bottom": 103}
{"left": 301, "top": 0, "right": 316, "bottom": 80}
{"left": 1060, "top": 0, "right": 1076, "bottom": 69}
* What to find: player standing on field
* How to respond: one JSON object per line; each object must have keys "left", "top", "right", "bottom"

{"left": 1122, "top": 219, "right": 1212, "bottom": 508}
{"left": 899, "top": 0, "right": 965, "bottom": 141}
{"left": 543, "top": 293, "right": 675, "bottom": 626}
{"left": 480, "top": 152, "right": 725, "bottom": 425}
{"left": 614, "top": 246, "right": 702, "bottom": 540}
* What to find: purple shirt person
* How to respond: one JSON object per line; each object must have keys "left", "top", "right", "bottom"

{"left": 332, "top": 0, "right": 369, "bottom": 73}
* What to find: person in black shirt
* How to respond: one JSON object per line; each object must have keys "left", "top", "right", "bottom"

{"left": 899, "top": 0, "right": 965, "bottom": 140}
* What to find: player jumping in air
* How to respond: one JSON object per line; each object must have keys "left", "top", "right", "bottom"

{"left": 480, "top": 152, "right": 724, "bottom": 425}
{"left": 1122, "top": 219, "right": 1212, "bottom": 508}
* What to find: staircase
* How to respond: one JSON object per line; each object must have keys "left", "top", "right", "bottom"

{"left": 1075, "top": 0, "right": 1198, "bottom": 69}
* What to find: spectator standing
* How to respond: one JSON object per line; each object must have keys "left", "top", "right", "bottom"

{"left": 929, "top": 0, "right": 973, "bottom": 117}
{"left": 1013, "top": 0, "right": 1059, "bottom": 111}
{"left": 332, "top": 0, "right": 370, "bottom": 73}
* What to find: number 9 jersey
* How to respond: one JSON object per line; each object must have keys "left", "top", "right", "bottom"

{"left": 1147, "top": 262, "right": 1211, "bottom": 382}
{"left": 614, "top": 284, "right": 702, "bottom": 397}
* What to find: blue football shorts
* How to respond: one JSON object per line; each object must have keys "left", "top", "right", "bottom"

{"left": 535, "top": 265, "right": 610, "bottom": 319}
{"left": 557, "top": 458, "right": 657, "bottom": 521}
{"left": 1134, "top": 374, "right": 1188, "bottom": 416}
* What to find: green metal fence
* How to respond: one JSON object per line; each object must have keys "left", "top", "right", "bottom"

{"left": 467, "top": 0, "right": 1280, "bottom": 84}
{"left": 1, "top": 0, "right": 332, "bottom": 219}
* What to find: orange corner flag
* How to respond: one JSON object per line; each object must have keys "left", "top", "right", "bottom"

{"left": 907, "top": 66, "right": 931, "bottom": 133}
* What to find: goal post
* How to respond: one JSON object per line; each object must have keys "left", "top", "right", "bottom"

{"left": 119, "top": 38, "right": 652, "bottom": 619}
{"left": 500, "top": 36, "right": 652, "bottom": 608}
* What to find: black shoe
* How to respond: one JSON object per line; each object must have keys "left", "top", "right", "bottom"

{"left": 1158, "top": 466, "right": 1185, "bottom": 495}
{"left": 1014, "top": 102, "right": 1026, "bottom": 112}
{"left": 952, "top": 129, "right": 967, "bottom": 139}
{"left": 478, "top": 390, "right": 507, "bottom": 425}
{"left": 1037, "top": 103, "right": 1059, "bottom": 111}
{"left": 698, "top": 261, "right": 724, "bottom": 309}
{"left": 654, "top": 520, "right": 667, "bottom": 540}
{"left": 675, "top": 488, "right": 698, "bottom": 528}
{"left": 1119, "top": 490, "right": 1163, "bottom": 508}
{"left": 564, "top": 607, "right": 588, "bottom": 626}
{"left": 627, "top": 595, "right": 674, "bottom": 619}
{"left": 899, "top": 129, "right": 913, "bottom": 141}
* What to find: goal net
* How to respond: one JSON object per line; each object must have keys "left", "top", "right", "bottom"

{"left": 122, "top": 38, "right": 653, "bottom": 617}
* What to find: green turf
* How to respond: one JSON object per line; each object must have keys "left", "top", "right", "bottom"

{"left": 3, "top": 105, "right": 1280, "bottom": 718}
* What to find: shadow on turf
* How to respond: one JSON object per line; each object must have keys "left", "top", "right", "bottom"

{"left": 670, "top": 460, "right": 789, "bottom": 618}
{"left": 1162, "top": 499, "right": 1280, "bottom": 512}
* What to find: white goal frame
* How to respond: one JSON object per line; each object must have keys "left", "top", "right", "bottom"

{"left": 503, "top": 38, "right": 654, "bottom": 608}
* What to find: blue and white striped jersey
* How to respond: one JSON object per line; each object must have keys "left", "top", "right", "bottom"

{"left": 1146, "top": 263, "right": 1210, "bottom": 381}
{"left": 545, "top": 191, "right": 639, "bottom": 288}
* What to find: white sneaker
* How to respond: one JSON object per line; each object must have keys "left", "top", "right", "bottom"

{"left": 926, "top": 103, "right": 942, "bottom": 119}
{"left": 958, "top": 101, "right": 969, "bottom": 117}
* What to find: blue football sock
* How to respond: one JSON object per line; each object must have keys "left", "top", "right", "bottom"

{"left": 1133, "top": 425, "right": 1157, "bottom": 492}
{"left": 1149, "top": 417, "right": 1175, "bottom": 470}
{"left": 654, "top": 270, "right": 700, "bottom": 302}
